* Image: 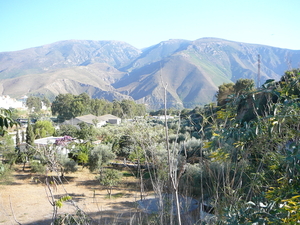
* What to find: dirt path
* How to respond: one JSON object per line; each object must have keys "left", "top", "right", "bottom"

{"left": 0, "top": 166, "right": 143, "bottom": 225}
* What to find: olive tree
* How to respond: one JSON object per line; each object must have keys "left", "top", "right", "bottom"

{"left": 99, "top": 169, "right": 122, "bottom": 198}
{"left": 88, "top": 144, "right": 116, "bottom": 177}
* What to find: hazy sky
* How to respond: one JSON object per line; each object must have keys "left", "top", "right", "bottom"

{"left": 1, "top": 0, "right": 299, "bottom": 52}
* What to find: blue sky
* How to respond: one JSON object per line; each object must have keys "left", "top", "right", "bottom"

{"left": 1, "top": 0, "right": 299, "bottom": 52}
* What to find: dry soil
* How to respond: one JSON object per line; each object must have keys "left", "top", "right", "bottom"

{"left": 0, "top": 165, "right": 143, "bottom": 225}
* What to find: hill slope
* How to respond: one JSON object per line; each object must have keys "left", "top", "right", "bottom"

{"left": 0, "top": 38, "right": 299, "bottom": 109}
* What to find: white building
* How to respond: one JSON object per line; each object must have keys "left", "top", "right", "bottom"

{"left": 98, "top": 114, "right": 121, "bottom": 125}
{"left": 34, "top": 136, "right": 74, "bottom": 155}
{"left": 0, "top": 95, "right": 27, "bottom": 109}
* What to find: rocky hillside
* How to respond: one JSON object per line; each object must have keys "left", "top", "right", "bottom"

{"left": 0, "top": 38, "right": 299, "bottom": 109}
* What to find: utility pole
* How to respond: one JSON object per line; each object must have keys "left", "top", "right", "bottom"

{"left": 257, "top": 54, "right": 261, "bottom": 88}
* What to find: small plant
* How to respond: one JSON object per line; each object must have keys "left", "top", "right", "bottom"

{"left": 55, "top": 195, "right": 72, "bottom": 208}
{"left": 98, "top": 169, "right": 122, "bottom": 198}
{"left": 54, "top": 209, "right": 90, "bottom": 225}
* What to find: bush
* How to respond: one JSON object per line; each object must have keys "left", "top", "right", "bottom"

{"left": 30, "top": 160, "right": 46, "bottom": 174}
{"left": 0, "top": 162, "right": 12, "bottom": 184}
{"left": 58, "top": 155, "right": 78, "bottom": 177}
{"left": 88, "top": 144, "right": 115, "bottom": 173}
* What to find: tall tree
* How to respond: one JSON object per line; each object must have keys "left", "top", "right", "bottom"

{"left": 15, "top": 127, "right": 20, "bottom": 148}
{"left": 112, "top": 100, "right": 123, "bottom": 117}
{"left": 70, "top": 93, "right": 91, "bottom": 117}
{"left": 42, "top": 96, "right": 51, "bottom": 108}
{"left": 21, "top": 131, "right": 25, "bottom": 143}
{"left": 88, "top": 144, "right": 116, "bottom": 181}
{"left": 20, "top": 119, "right": 36, "bottom": 171}
{"left": 77, "top": 122, "right": 96, "bottom": 141}
{"left": 26, "top": 119, "right": 35, "bottom": 147}
{"left": 51, "top": 93, "right": 75, "bottom": 122}
{"left": 26, "top": 96, "right": 42, "bottom": 112}
{"left": 121, "top": 99, "right": 135, "bottom": 118}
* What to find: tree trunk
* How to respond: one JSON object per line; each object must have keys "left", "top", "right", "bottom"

{"left": 108, "top": 187, "right": 112, "bottom": 199}
{"left": 163, "top": 80, "right": 181, "bottom": 225}
{"left": 138, "top": 158, "right": 144, "bottom": 200}
{"left": 22, "top": 160, "right": 26, "bottom": 171}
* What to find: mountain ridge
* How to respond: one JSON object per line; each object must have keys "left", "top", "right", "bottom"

{"left": 1, "top": 38, "right": 299, "bottom": 109}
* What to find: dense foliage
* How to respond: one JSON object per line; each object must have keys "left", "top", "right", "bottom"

{"left": 26, "top": 95, "right": 51, "bottom": 112}
{"left": 33, "top": 120, "right": 55, "bottom": 139}
{"left": 188, "top": 69, "right": 300, "bottom": 223}
{"left": 51, "top": 93, "right": 146, "bottom": 121}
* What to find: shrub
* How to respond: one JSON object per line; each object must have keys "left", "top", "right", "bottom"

{"left": 30, "top": 160, "right": 46, "bottom": 174}
{"left": 0, "top": 162, "right": 12, "bottom": 184}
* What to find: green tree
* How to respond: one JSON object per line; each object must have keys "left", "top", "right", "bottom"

{"left": 91, "top": 99, "right": 104, "bottom": 116}
{"left": 77, "top": 122, "right": 96, "bottom": 141}
{"left": 42, "top": 96, "right": 51, "bottom": 108}
{"left": 88, "top": 144, "right": 115, "bottom": 175}
{"left": 117, "top": 135, "right": 135, "bottom": 158}
{"left": 278, "top": 68, "right": 300, "bottom": 100}
{"left": 22, "top": 119, "right": 36, "bottom": 170}
{"left": 234, "top": 78, "right": 255, "bottom": 96}
{"left": 121, "top": 99, "right": 135, "bottom": 118}
{"left": 57, "top": 155, "right": 78, "bottom": 178}
{"left": 21, "top": 131, "right": 25, "bottom": 142}
{"left": 30, "top": 160, "right": 46, "bottom": 174}
{"left": 103, "top": 101, "right": 113, "bottom": 114}
{"left": 216, "top": 79, "right": 255, "bottom": 106}
{"left": 99, "top": 169, "right": 122, "bottom": 198}
{"left": 0, "top": 133, "right": 16, "bottom": 166}
{"left": 33, "top": 120, "right": 55, "bottom": 139}
{"left": 26, "top": 96, "right": 42, "bottom": 113}
{"left": 15, "top": 127, "right": 20, "bottom": 147}
{"left": 26, "top": 119, "right": 35, "bottom": 146}
{"left": 216, "top": 82, "right": 235, "bottom": 106}
{"left": 112, "top": 100, "right": 123, "bottom": 117}
{"left": 51, "top": 93, "right": 75, "bottom": 122}
{"left": 0, "top": 162, "right": 12, "bottom": 183}
{"left": 70, "top": 93, "right": 91, "bottom": 118}
{"left": 68, "top": 142, "right": 92, "bottom": 165}
{"left": 135, "top": 104, "right": 146, "bottom": 116}
{"left": 77, "top": 93, "right": 91, "bottom": 114}
{"left": 57, "top": 124, "right": 79, "bottom": 137}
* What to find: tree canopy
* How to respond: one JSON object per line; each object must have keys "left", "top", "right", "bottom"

{"left": 33, "top": 120, "right": 55, "bottom": 139}
{"left": 51, "top": 93, "right": 146, "bottom": 122}
{"left": 216, "top": 78, "right": 255, "bottom": 106}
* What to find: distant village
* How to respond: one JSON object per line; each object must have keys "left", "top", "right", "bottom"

{"left": 0, "top": 95, "right": 28, "bottom": 109}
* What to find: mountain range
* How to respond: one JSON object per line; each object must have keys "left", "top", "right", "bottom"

{"left": 0, "top": 38, "right": 299, "bottom": 109}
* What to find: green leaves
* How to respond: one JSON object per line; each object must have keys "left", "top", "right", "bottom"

{"left": 0, "top": 108, "right": 16, "bottom": 129}
{"left": 55, "top": 195, "right": 72, "bottom": 208}
{"left": 99, "top": 169, "right": 122, "bottom": 189}
{"left": 33, "top": 120, "right": 55, "bottom": 139}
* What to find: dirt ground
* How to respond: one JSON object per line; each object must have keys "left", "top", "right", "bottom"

{"left": 0, "top": 165, "right": 145, "bottom": 225}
